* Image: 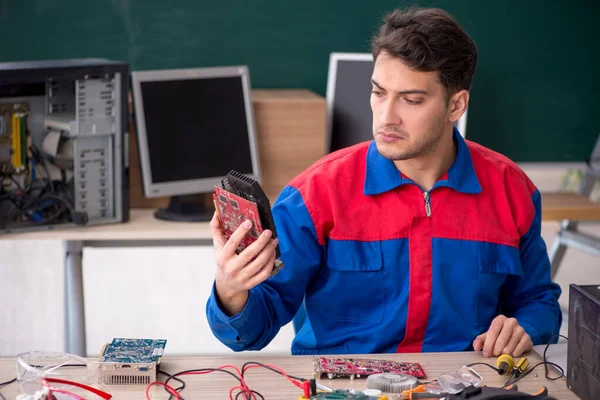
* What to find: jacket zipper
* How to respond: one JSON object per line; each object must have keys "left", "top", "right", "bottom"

{"left": 423, "top": 191, "right": 431, "bottom": 217}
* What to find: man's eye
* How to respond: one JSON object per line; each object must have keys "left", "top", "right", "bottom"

{"left": 371, "top": 90, "right": 383, "bottom": 97}
{"left": 405, "top": 99, "right": 422, "bottom": 105}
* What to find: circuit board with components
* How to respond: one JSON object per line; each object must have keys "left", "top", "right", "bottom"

{"left": 213, "top": 185, "right": 264, "bottom": 253}
{"left": 0, "top": 102, "right": 29, "bottom": 174}
{"left": 100, "top": 338, "right": 167, "bottom": 363}
{"left": 313, "top": 357, "right": 427, "bottom": 380}
{"left": 94, "top": 338, "right": 167, "bottom": 385}
{"left": 213, "top": 170, "right": 284, "bottom": 277}
{"left": 311, "top": 390, "right": 384, "bottom": 399}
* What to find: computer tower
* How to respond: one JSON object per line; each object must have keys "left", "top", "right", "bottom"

{"left": 567, "top": 284, "right": 600, "bottom": 400}
{"left": 0, "top": 59, "right": 129, "bottom": 233}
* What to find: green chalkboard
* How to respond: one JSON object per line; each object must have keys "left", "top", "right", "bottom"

{"left": 1, "top": 0, "right": 598, "bottom": 161}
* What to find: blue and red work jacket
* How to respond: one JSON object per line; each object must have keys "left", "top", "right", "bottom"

{"left": 207, "top": 128, "right": 562, "bottom": 355}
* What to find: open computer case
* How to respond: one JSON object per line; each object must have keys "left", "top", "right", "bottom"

{"left": 0, "top": 59, "right": 129, "bottom": 234}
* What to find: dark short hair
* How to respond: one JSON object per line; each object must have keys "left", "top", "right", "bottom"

{"left": 372, "top": 7, "right": 478, "bottom": 97}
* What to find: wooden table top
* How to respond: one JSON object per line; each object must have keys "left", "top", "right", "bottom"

{"left": 541, "top": 191, "right": 600, "bottom": 221}
{"left": 0, "top": 351, "right": 577, "bottom": 399}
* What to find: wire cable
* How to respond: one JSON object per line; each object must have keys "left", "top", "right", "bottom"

{"left": 0, "top": 378, "right": 17, "bottom": 400}
{"left": 543, "top": 334, "right": 568, "bottom": 378}
{"left": 235, "top": 390, "right": 265, "bottom": 400}
{"left": 241, "top": 361, "right": 306, "bottom": 383}
{"left": 28, "top": 144, "right": 54, "bottom": 194}
{"left": 241, "top": 362, "right": 305, "bottom": 393}
{"left": 164, "top": 366, "right": 259, "bottom": 400}
{"left": 158, "top": 370, "right": 185, "bottom": 400}
{"left": 465, "top": 362, "right": 503, "bottom": 374}
{"left": 0, "top": 378, "right": 16, "bottom": 387}
{"left": 240, "top": 361, "right": 311, "bottom": 399}
{"left": 145, "top": 381, "right": 182, "bottom": 400}
{"left": 502, "top": 360, "right": 565, "bottom": 388}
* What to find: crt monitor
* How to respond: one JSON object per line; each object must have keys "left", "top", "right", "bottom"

{"left": 326, "top": 52, "right": 468, "bottom": 153}
{"left": 131, "top": 66, "right": 261, "bottom": 222}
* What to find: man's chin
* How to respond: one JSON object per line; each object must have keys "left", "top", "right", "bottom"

{"left": 375, "top": 140, "right": 413, "bottom": 161}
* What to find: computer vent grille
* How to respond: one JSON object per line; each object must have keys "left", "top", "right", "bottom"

{"left": 101, "top": 375, "right": 151, "bottom": 385}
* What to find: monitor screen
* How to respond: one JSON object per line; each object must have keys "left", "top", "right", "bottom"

{"left": 326, "top": 53, "right": 467, "bottom": 154}
{"left": 140, "top": 77, "right": 253, "bottom": 184}
{"left": 131, "top": 66, "right": 260, "bottom": 201}
{"left": 327, "top": 56, "right": 375, "bottom": 153}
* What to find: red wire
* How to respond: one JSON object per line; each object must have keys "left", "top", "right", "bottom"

{"left": 145, "top": 381, "right": 182, "bottom": 400}
{"left": 42, "top": 377, "right": 112, "bottom": 399}
{"left": 37, "top": 363, "right": 301, "bottom": 400}
{"left": 177, "top": 365, "right": 256, "bottom": 400}
{"left": 242, "top": 363, "right": 304, "bottom": 390}
{"left": 229, "top": 385, "right": 247, "bottom": 400}
{"left": 159, "top": 363, "right": 302, "bottom": 400}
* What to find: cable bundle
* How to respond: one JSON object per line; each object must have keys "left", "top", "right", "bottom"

{"left": 153, "top": 361, "right": 311, "bottom": 400}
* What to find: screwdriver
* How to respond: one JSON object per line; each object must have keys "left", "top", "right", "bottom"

{"left": 506, "top": 357, "right": 529, "bottom": 385}
{"left": 496, "top": 354, "right": 514, "bottom": 375}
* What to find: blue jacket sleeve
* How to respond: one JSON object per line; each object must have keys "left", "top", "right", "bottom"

{"left": 502, "top": 189, "right": 562, "bottom": 345}
{"left": 205, "top": 185, "right": 324, "bottom": 351}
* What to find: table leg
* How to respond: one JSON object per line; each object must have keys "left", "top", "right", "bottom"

{"left": 64, "top": 240, "right": 86, "bottom": 356}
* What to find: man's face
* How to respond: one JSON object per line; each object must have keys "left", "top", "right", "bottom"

{"left": 370, "top": 51, "right": 451, "bottom": 161}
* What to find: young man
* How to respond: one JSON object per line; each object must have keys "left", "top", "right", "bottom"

{"left": 206, "top": 7, "right": 561, "bottom": 357}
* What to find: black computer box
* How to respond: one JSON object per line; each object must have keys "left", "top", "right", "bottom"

{"left": 567, "top": 284, "right": 600, "bottom": 400}
{"left": 0, "top": 59, "right": 129, "bottom": 234}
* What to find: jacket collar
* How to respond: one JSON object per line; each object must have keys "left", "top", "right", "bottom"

{"left": 364, "top": 126, "right": 482, "bottom": 195}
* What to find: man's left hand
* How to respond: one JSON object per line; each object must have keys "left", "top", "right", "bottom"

{"left": 473, "top": 315, "right": 533, "bottom": 357}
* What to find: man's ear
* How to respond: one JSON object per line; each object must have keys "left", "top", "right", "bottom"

{"left": 448, "top": 89, "right": 469, "bottom": 123}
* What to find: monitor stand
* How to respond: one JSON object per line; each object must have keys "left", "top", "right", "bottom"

{"left": 154, "top": 194, "right": 213, "bottom": 222}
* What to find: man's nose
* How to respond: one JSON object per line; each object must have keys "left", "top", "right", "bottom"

{"left": 379, "top": 98, "right": 401, "bottom": 127}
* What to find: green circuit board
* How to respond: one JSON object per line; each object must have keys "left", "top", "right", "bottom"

{"left": 311, "top": 391, "right": 382, "bottom": 399}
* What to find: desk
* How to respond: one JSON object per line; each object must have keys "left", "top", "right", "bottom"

{"left": 2, "top": 209, "right": 213, "bottom": 357}
{"left": 541, "top": 192, "right": 600, "bottom": 277}
{"left": 541, "top": 192, "right": 600, "bottom": 221}
{"left": 0, "top": 352, "right": 577, "bottom": 399}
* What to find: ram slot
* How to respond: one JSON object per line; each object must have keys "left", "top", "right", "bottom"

{"left": 16, "top": 114, "right": 22, "bottom": 170}
{"left": 11, "top": 113, "right": 18, "bottom": 169}
{"left": 19, "top": 114, "right": 25, "bottom": 169}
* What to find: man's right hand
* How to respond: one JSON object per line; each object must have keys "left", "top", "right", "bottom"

{"left": 210, "top": 212, "right": 278, "bottom": 316}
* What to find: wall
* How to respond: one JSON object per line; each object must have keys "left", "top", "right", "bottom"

{"left": 0, "top": 0, "right": 598, "bottom": 161}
